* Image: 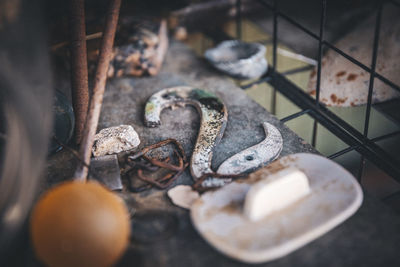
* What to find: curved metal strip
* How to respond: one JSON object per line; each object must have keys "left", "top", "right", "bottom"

{"left": 217, "top": 122, "right": 283, "bottom": 174}
{"left": 198, "top": 122, "right": 283, "bottom": 188}
{"left": 144, "top": 86, "right": 228, "bottom": 182}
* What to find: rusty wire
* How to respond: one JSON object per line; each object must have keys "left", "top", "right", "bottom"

{"left": 125, "top": 138, "right": 248, "bottom": 193}
{"left": 128, "top": 138, "right": 187, "bottom": 162}
{"left": 125, "top": 157, "right": 160, "bottom": 173}
{"left": 126, "top": 139, "right": 189, "bottom": 192}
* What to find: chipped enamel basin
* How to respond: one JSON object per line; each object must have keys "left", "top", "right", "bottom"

{"left": 190, "top": 153, "right": 363, "bottom": 263}
{"left": 204, "top": 40, "right": 267, "bottom": 79}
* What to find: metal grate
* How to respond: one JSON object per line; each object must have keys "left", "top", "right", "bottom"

{"left": 235, "top": 0, "right": 400, "bottom": 181}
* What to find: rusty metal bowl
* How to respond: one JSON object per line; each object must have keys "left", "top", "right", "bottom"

{"left": 204, "top": 40, "right": 267, "bottom": 79}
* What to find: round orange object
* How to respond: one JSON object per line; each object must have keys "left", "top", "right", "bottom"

{"left": 30, "top": 181, "right": 130, "bottom": 267}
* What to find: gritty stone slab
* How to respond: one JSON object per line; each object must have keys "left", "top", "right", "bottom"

{"left": 45, "top": 41, "right": 400, "bottom": 267}
{"left": 92, "top": 125, "right": 140, "bottom": 157}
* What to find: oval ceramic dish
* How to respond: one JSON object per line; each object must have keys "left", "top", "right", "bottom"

{"left": 204, "top": 40, "right": 267, "bottom": 79}
{"left": 191, "top": 153, "right": 363, "bottom": 263}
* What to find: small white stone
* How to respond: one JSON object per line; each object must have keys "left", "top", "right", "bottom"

{"left": 92, "top": 125, "right": 140, "bottom": 157}
{"left": 167, "top": 185, "right": 200, "bottom": 209}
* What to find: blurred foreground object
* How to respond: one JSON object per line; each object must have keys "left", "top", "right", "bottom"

{"left": 0, "top": 0, "right": 52, "bottom": 261}
{"left": 307, "top": 7, "right": 400, "bottom": 107}
{"left": 30, "top": 181, "right": 130, "bottom": 267}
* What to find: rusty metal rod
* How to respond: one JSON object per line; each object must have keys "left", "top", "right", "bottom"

{"left": 74, "top": 0, "right": 122, "bottom": 181}
{"left": 69, "top": 0, "right": 89, "bottom": 144}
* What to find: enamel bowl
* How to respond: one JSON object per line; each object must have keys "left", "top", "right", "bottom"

{"left": 204, "top": 40, "right": 267, "bottom": 79}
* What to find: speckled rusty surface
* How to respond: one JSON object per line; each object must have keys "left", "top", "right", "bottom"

{"left": 45, "top": 41, "right": 400, "bottom": 267}
{"left": 307, "top": 8, "right": 400, "bottom": 107}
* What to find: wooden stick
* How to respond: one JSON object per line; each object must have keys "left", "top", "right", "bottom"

{"left": 74, "top": 0, "right": 122, "bottom": 181}
{"left": 69, "top": 0, "right": 89, "bottom": 144}
{"left": 148, "top": 20, "right": 168, "bottom": 76}
{"left": 51, "top": 32, "right": 103, "bottom": 51}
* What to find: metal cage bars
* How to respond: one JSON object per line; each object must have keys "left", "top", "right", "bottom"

{"left": 254, "top": 0, "right": 400, "bottom": 94}
{"left": 234, "top": 0, "right": 400, "bottom": 181}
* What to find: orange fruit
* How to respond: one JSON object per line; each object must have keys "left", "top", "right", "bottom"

{"left": 30, "top": 181, "right": 130, "bottom": 267}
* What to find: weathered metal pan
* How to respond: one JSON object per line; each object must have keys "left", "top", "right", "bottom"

{"left": 307, "top": 8, "right": 400, "bottom": 107}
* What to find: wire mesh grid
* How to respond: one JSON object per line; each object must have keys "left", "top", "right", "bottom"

{"left": 235, "top": 0, "right": 400, "bottom": 181}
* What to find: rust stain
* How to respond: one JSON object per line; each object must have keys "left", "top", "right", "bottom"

{"left": 220, "top": 200, "right": 243, "bottom": 214}
{"left": 310, "top": 90, "right": 316, "bottom": 96}
{"left": 264, "top": 161, "right": 286, "bottom": 174}
{"left": 280, "top": 155, "right": 297, "bottom": 164}
{"left": 240, "top": 160, "right": 286, "bottom": 184}
{"left": 337, "top": 97, "right": 348, "bottom": 104}
{"left": 347, "top": 73, "right": 358, "bottom": 81}
{"left": 322, "top": 178, "right": 338, "bottom": 190}
{"left": 330, "top": 94, "right": 348, "bottom": 105}
{"left": 310, "top": 69, "right": 316, "bottom": 78}
{"left": 336, "top": 71, "right": 346, "bottom": 77}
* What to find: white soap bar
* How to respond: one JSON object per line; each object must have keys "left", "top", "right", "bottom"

{"left": 244, "top": 167, "right": 311, "bottom": 221}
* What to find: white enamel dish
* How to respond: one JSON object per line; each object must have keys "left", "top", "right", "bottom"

{"left": 191, "top": 153, "right": 363, "bottom": 263}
